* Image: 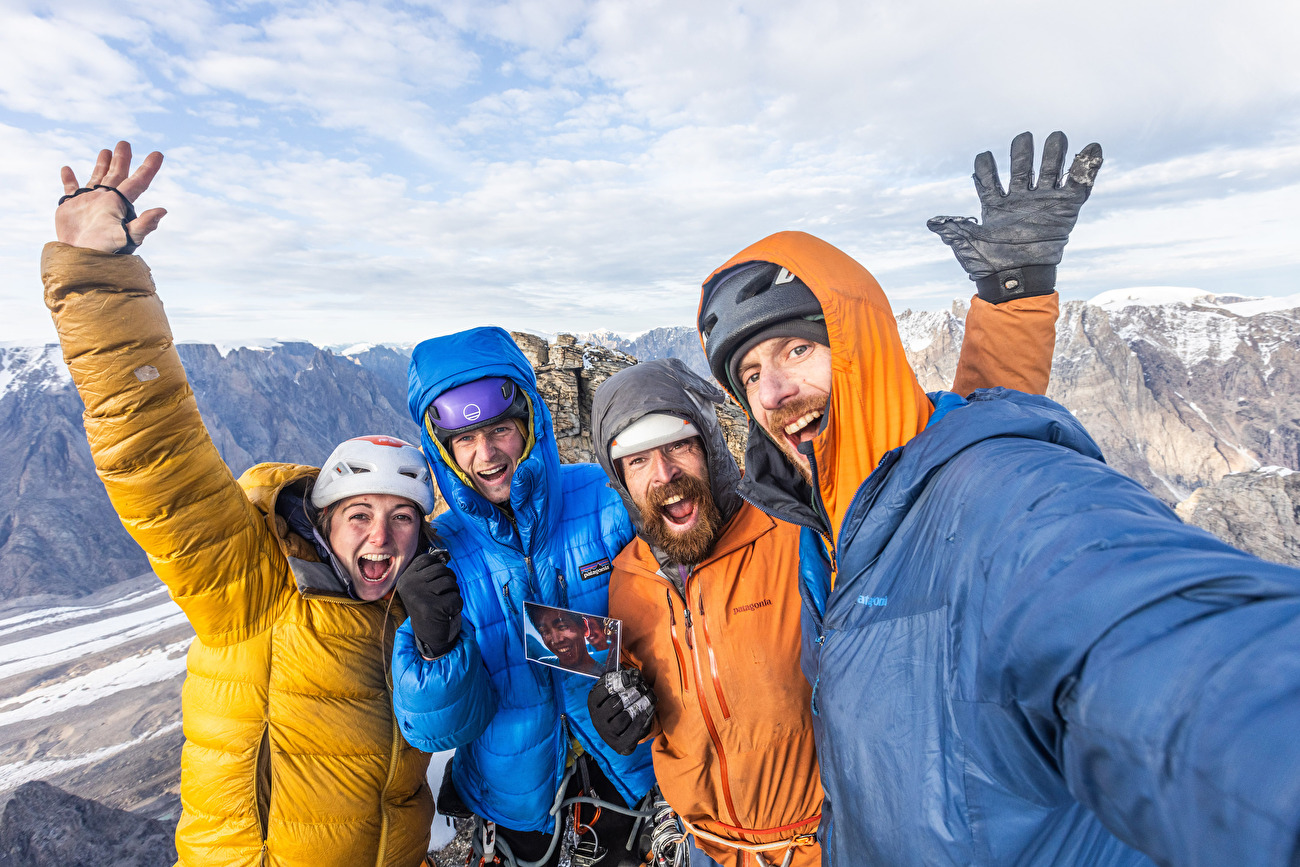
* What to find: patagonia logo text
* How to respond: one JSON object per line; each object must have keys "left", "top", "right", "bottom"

{"left": 579, "top": 559, "right": 612, "bottom": 581}
{"left": 857, "top": 595, "right": 889, "bottom": 607}
{"left": 732, "top": 599, "right": 773, "bottom": 615}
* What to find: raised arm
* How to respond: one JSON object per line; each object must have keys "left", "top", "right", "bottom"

{"left": 44, "top": 142, "right": 288, "bottom": 645}
{"left": 932, "top": 131, "right": 1103, "bottom": 396}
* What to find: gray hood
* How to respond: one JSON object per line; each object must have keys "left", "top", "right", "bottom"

{"left": 592, "top": 358, "right": 744, "bottom": 568}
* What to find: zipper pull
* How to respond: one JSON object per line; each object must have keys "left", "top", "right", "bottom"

{"left": 683, "top": 605, "right": 694, "bottom": 648}
{"left": 557, "top": 569, "right": 569, "bottom": 607}
{"left": 810, "top": 676, "right": 821, "bottom": 717}
{"left": 502, "top": 583, "right": 517, "bottom": 613}
{"left": 666, "top": 589, "right": 676, "bottom": 624}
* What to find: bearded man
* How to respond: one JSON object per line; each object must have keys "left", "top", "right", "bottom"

{"left": 587, "top": 358, "right": 821, "bottom": 867}
{"left": 695, "top": 132, "right": 1300, "bottom": 867}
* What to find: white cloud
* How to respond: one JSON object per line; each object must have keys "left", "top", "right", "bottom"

{"left": 0, "top": 8, "right": 159, "bottom": 128}
{"left": 0, "top": 0, "right": 1297, "bottom": 346}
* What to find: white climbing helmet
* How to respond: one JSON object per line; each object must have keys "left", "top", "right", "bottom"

{"left": 609, "top": 413, "right": 700, "bottom": 461}
{"left": 310, "top": 435, "right": 436, "bottom": 514}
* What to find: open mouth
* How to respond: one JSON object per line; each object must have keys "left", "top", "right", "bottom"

{"left": 658, "top": 493, "right": 699, "bottom": 532}
{"left": 781, "top": 407, "right": 824, "bottom": 453}
{"left": 358, "top": 553, "right": 395, "bottom": 583}
{"left": 476, "top": 465, "right": 509, "bottom": 485}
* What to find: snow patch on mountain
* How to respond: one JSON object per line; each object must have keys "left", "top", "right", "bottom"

{"left": 0, "top": 640, "right": 189, "bottom": 727}
{"left": 0, "top": 721, "right": 182, "bottom": 792}
{"left": 1088, "top": 286, "right": 1219, "bottom": 311}
{"left": 0, "top": 585, "right": 170, "bottom": 640}
{"left": 0, "top": 599, "right": 186, "bottom": 681}
{"left": 1221, "top": 293, "right": 1300, "bottom": 316}
{"left": 896, "top": 309, "right": 955, "bottom": 353}
{"left": 1087, "top": 287, "right": 1300, "bottom": 371}
{"left": 0, "top": 345, "right": 72, "bottom": 399}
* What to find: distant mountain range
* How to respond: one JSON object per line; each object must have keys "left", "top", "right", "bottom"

{"left": 1, "top": 290, "right": 1297, "bottom": 862}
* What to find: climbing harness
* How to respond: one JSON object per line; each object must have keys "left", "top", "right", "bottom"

{"left": 679, "top": 815, "right": 819, "bottom": 867}
{"left": 464, "top": 760, "right": 679, "bottom": 867}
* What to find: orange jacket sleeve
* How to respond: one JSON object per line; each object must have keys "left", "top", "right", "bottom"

{"left": 951, "top": 292, "right": 1059, "bottom": 397}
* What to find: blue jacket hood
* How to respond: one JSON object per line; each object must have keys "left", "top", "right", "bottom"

{"left": 407, "top": 326, "right": 562, "bottom": 553}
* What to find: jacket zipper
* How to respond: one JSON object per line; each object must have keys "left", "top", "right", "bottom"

{"left": 693, "top": 584, "right": 731, "bottom": 720}
{"left": 665, "top": 590, "right": 689, "bottom": 694}
{"left": 376, "top": 608, "right": 404, "bottom": 867}
{"left": 806, "top": 450, "right": 838, "bottom": 579}
{"left": 682, "top": 571, "right": 740, "bottom": 827}
{"left": 556, "top": 569, "right": 570, "bottom": 608}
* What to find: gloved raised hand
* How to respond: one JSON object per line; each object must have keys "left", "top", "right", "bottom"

{"left": 588, "top": 668, "right": 656, "bottom": 756}
{"left": 396, "top": 550, "right": 463, "bottom": 659}
{"left": 928, "top": 131, "right": 1103, "bottom": 304}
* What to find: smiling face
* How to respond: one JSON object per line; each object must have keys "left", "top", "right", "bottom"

{"left": 326, "top": 494, "right": 423, "bottom": 601}
{"left": 619, "top": 436, "right": 722, "bottom": 565}
{"left": 737, "top": 335, "right": 833, "bottom": 484}
{"left": 584, "top": 616, "right": 612, "bottom": 651}
{"left": 534, "top": 609, "right": 594, "bottom": 669}
{"left": 449, "top": 421, "right": 527, "bottom": 505}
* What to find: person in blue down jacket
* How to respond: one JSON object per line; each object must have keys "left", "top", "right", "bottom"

{"left": 389, "top": 326, "right": 656, "bottom": 866}
{"left": 695, "top": 225, "right": 1300, "bottom": 864}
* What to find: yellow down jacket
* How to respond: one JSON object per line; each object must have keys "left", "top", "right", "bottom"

{"left": 42, "top": 243, "right": 434, "bottom": 867}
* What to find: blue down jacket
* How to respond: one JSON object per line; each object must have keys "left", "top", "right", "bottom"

{"left": 391, "top": 326, "right": 656, "bottom": 832}
{"left": 799, "top": 388, "right": 1300, "bottom": 866}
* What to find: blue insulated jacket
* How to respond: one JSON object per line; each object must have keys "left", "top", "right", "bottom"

{"left": 391, "top": 326, "right": 656, "bottom": 832}
{"left": 803, "top": 388, "right": 1300, "bottom": 866}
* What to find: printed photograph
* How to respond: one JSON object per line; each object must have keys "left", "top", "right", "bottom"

{"left": 523, "top": 602, "right": 621, "bottom": 679}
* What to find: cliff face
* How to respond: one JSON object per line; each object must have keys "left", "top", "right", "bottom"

{"left": 1176, "top": 467, "right": 1300, "bottom": 566}
{"left": 1046, "top": 297, "right": 1300, "bottom": 501}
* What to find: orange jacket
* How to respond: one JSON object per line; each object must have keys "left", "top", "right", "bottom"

{"left": 610, "top": 504, "right": 820, "bottom": 867}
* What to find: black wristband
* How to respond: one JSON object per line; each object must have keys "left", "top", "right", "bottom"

{"left": 974, "top": 264, "right": 1057, "bottom": 305}
{"left": 93, "top": 185, "right": 140, "bottom": 255}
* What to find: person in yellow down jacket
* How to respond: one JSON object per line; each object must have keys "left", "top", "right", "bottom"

{"left": 42, "top": 141, "right": 439, "bottom": 867}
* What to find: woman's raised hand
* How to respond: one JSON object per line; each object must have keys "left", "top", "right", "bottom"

{"left": 57, "top": 140, "right": 166, "bottom": 254}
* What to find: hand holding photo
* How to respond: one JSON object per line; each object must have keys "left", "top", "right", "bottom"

{"left": 523, "top": 601, "right": 621, "bottom": 679}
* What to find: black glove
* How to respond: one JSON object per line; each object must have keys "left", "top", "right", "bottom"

{"left": 396, "top": 550, "right": 462, "bottom": 659}
{"left": 928, "top": 131, "right": 1103, "bottom": 304}
{"left": 588, "top": 669, "right": 656, "bottom": 756}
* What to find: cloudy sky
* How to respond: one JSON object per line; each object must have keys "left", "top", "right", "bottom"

{"left": 2, "top": 0, "right": 1298, "bottom": 346}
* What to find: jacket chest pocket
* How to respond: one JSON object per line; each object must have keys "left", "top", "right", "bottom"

{"left": 817, "top": 605, "right": 972, "bottom": 866}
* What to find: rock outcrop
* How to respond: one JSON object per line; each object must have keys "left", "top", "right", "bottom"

{"left": 1176, "top": 468, "right": 1300, "bottom": 566}
{"left": 0, "top": 780, "right": 176, "bottom": 867}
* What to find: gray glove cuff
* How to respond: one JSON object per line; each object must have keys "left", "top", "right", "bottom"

{"left": 975, "top": 264, "right": 1057, "bottom": 305}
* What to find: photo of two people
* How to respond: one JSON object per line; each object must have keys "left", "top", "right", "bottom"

{"left": 523, "top": 602, "right": 621, "bottom": 679}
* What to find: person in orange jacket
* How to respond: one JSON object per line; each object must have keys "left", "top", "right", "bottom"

{"left": 583, "top": 133, "right": 1099, "bottom": 867}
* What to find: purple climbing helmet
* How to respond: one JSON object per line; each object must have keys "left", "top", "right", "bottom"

{"left": 424, "top": 376, "right": 531, "bottom": 449}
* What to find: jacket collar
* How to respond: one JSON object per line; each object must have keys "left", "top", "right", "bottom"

{"left": 701, "top": 231, "right": 933, "bottom": 543}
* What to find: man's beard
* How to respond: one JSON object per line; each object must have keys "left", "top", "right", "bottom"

{"left": 637, "top": 470, "right": 723, "bottom": 566}
{"left": 764, "top": 394, "right": 828, "bottom": 486}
